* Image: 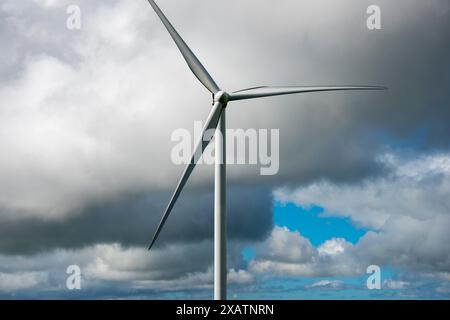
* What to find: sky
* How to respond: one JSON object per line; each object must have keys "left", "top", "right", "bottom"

{"left": 0, "top": 0, "right": 450, "bottom": 299}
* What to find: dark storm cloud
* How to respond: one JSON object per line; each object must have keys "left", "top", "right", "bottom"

{"left": 1, "top": 0, "right": 449, "bottom": 220}
{"left": 218, "top": 0, "right": 450, "bottom": 186}
{"left": 0, "top": 185, "right": 272, "bottom": 254}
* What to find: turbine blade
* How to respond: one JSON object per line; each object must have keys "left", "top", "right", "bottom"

{"left": 149, "top": 102, "right": 224, "bottom": 250}
{"left": 146, "top": 0, "right": 220, "bottom": 94}
{"left": 229, "top": 85, "right": 387, "bottom": 101}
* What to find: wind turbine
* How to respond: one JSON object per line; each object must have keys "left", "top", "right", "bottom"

{"left": 146, "top": 0, "right": 386, "bottom": 300}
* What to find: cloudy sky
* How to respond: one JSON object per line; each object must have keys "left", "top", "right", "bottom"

{"left": 0, "top": 0, "right": 449, "bottom": 299}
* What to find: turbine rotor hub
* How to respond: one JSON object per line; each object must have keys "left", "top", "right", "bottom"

{"left": 214, "top": 91, "right": 229, "bottom": 105}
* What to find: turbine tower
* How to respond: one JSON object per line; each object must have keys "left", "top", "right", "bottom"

{"left": 146, "top": 0, "right": 386, "bottom": 300}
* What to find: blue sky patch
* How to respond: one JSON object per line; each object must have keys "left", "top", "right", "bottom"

{"left": 242, "top": 247, "right": 256, "bottom": 262}
{"left": 273, "top": 202, "right": 367, "bottom": 246}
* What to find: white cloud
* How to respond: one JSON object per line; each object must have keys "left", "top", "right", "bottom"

{"left": 384, "top": 280, "right": 409, "bottom": 290}
{"left": 249, "top": 227, "right": 357, "bottom": 278}
{"left": 228, "top": 269, "right": 255, "bottom": 284}
{"left": 248, "top": 227, "right": 318, "bottom": 277}
{"left": 0, "top": 272, "right": 48, "bottom": 292}
{"left": 232, "top": 153, "right": 450, "bottom": 284}
{"left": 0, "top": 242, "right": 252, "bottom": 296}
{"left": 275, "top": 153, "right": 450, "bottom": 229}
{"left": 318, "top": 238, "right": 352, "bottom": 256}
{"left": 32, "top": 0, "right": 60, "bottom": 8}
{"left": 0, "top": 1, "right": 194, "bottom": 220}
{"left": 262, "top": 226, "right": 316, "bottom": 264}
{"left": 310, "top": 280, "right": 344, "bottom": 289}
{"left": 273, "top": 153, "right": 450, "bottom": 275}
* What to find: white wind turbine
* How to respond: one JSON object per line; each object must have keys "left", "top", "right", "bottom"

{"left": 146, "top": 0, "right": 386, "bottom": 300}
